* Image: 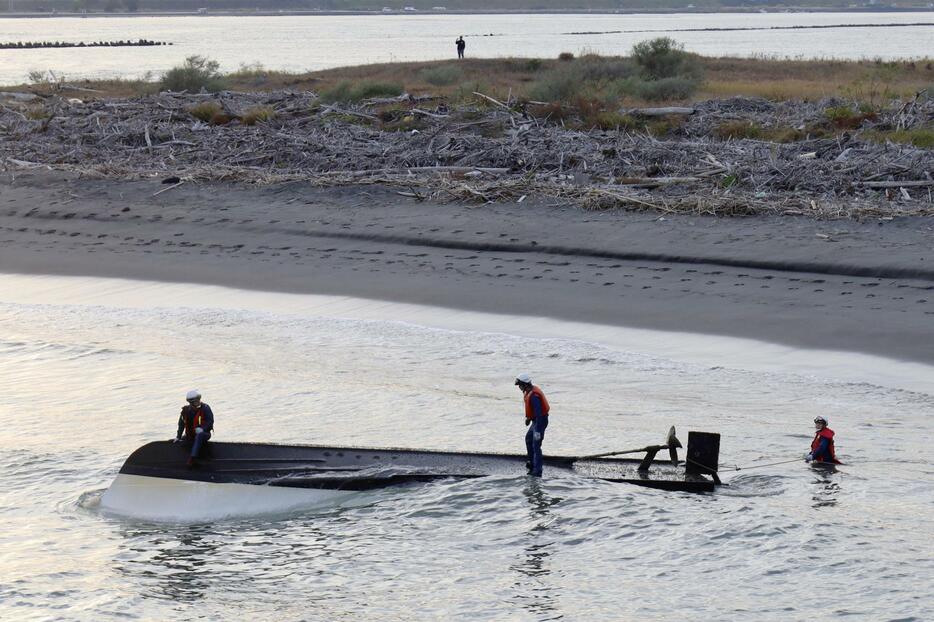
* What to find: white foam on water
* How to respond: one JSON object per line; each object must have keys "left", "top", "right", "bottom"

{"left": 2, "top": 271, "right": 932, "bottom": 394}
{"left": 100, "top": 474, "right": 357, "bottom": 523}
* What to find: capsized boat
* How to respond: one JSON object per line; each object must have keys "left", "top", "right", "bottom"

{"left": 101, "top": 430, "right": 722, "bottom": 519}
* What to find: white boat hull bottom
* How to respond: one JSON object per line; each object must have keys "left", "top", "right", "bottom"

{"left": 100, "top": 474, "right": 358, "bottom": 522}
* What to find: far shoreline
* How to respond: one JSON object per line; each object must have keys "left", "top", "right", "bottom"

{"left": 2, "top": 7, "right": 934, "bottom": 19}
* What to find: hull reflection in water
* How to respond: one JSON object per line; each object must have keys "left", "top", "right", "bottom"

{"left": 102, "top": 436, "right": 720, "bottom": 521}
{"left": 101, "top": 474, "right": 356, "bottom": 522}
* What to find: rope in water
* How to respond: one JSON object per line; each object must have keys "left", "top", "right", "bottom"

{"left": 728, "top": 458, "right": 805, "bottom": 471}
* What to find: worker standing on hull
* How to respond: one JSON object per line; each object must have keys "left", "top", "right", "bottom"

{"left": 174, "top": 389, "right": 214, "bottom": 467}
{"left": 516, "top": 373, "right": 549, "bottom": 477}
{"left": 807, "top": 416, "right": 841, "bottom": 464}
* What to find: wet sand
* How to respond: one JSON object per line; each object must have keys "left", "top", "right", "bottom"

{"left": 2, "top": 170, "right": 934, "bottom": 364}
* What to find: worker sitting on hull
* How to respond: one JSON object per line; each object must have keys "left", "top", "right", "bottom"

{"left": 516, "top": 373, "right": 549, "bottom": 477}
{"left": 806, "top": 416, "right": 841, "bottom": 464}
{"left": 173, "top": 389, "right": 214, "bottom": 467}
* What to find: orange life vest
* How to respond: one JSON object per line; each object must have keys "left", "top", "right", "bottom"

{"left": 524, "top": 386, "right": 550, "bottom": 422}
{"left": 183, "top": 405, "right": 206, "bottom": 437}
{"left": 810, "top": 427, "right": 838, "bottom": 462}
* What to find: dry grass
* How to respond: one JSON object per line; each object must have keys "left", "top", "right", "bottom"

{"left": 23, "top": 104, "right": 51, "bottom": 120}
{"left": 696, "top": 57, "right": 934, "bottom": 102}
{"left": 240, "top": 105, "right": 276, "bottom": 125}
{"left": 3, "top": 55, "right": 932, "bottom": 107}
{"left": 189, "top": 101, "right": 222, "bottom": 122}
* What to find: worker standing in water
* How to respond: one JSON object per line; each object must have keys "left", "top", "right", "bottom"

{"left": 174, "top": 389, "right": 214, "bottom": 467}
{"left": 807, "top": 416, "right": 841, "bottom": 464}
{"left": 516, "top": 373, "right": 549, "bottom": 477}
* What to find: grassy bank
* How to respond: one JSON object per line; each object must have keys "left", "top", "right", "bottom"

{"left": 9, "top": 50, "right": 932, "bottom": 149}
{"left": 10, "top": 53, "right": 933, "bottom": 105}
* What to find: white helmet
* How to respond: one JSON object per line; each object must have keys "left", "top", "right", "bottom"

{"left": 186, "top": 389, "right": 202, "bottom": 401}
{"left": 515, "top": 373, "right": 532, "bottom": 386}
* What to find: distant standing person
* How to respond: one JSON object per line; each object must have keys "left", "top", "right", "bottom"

{"left": 456, "top": 36, "right": 466, "bottom": 59}
{"left": 515, "top": 373, "right": 549, "bottom": 477}
{"left": 173, "top": 389, "right": 214, "bottom": 467}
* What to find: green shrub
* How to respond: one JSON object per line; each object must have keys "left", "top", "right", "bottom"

{"left": 241, "top": 105, "right": 276, "bottom": 126}
{"left": 527, "top": 68, "right": 585, "bottom": 102}
{"left": 720, "top": 173, "right": 739, "bottom": 188}
{"left": 229, "top": 62, "right": 268, "bottom": 80}
{"left": 619, "top": 76, "right": 700, "bottom": 102}
{"left": 228, "top": 62, "right": 287, "bottom": 87}
{"left": 523, "top": 58, "right": 543, "bottom": 72}
{"left": 558, "top": 52, "right": 575, "bottom": 61}
{"left": 600, "top": 79, "right": 633, "bottom": 105}
{"left": 320, "top": 81, "right": 352, "bottom": 103}
{"left": 527, "top": 52, "right": 696, "bottom": 105}
{"left": 353, "top": 81, "right": 404, "bottom": 101}
{"left": 189, "top": 101, "right": 223, "bottom": 122}
{"left": 320, "top": 80, "right": 403, "bottom": 103}
{"left": 420, "top": 64, "right": 464, "bottom": 86}
{"left": 901, "top": 128, "right": 934, "bottom": 148}
{"left": 452, "top": 81, "right": 488, "bottom": 104}
{"left": 581, "top": 109, "right": 636, "bottom": 131}
{"left": 646, "top": 117, "right": 685, "bottom": 136}
{"left": 824, "top": 105, "right": 876, "bottom": 129}
{"left": 160, "top": 56, "right": 227, "bottom": 93}
{"left": 865, "top": 128, "right": 934, "bottom": 149}
{"left": 575, "top": 55, "right": 636, "bottom": 82}
{"left": 825, "top": 105, "right": 855, "bottom": 122}
{"left": 631, "top": 37, "right": 702, "bottom": 81}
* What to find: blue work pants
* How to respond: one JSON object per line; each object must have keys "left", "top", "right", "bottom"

{"left": 191, "top": 431, "right": 211, "bottom": 458}
{"left": 525, "top": 417, "right": 548, "bottom": 477}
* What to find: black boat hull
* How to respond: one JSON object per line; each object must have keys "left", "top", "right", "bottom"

{"left": 114, "top": 440, "right": 717, "bottom": 493}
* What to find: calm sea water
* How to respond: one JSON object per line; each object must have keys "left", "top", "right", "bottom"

{"left": 0, "top": 12, "right": 932, "bottom": 85}
{"left": 0, "top": 274, "right": 932, "bottom": 620}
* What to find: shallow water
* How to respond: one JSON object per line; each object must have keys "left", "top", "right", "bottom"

{"left": 0, "top": 12, "right": 933, "bottom": 84}
{"left": 1, "top": 274, "right": 932, "bottom": 620}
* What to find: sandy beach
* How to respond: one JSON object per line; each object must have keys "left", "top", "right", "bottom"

{"left": 2, "top": 169, "right": 933, "bottom": 365}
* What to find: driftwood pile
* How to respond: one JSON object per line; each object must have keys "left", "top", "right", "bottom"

{"left": 1, "top": 89, "right": 932, "bottom": 218}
